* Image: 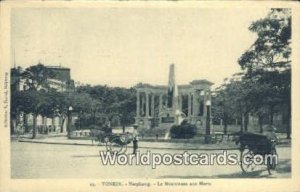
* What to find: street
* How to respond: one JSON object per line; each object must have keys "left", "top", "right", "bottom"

{"left": 11, "top": 141, "right": 291, "bottom": 179}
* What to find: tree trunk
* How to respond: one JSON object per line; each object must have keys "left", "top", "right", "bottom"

{"left": 286, "top": 104, "right": 291, "bottom": 139}
{"left": 79, "top": 112, "right": 82, "bottom": 130}
{"left": 269, "top": 105, "right": 274, "bottom": 125}
{"left": 93, "top": 111, "right": 96, "bottom": 125}
{"left": 223, "top": 113, "right": 228, "bottom": 135}
{"left": 43, "top": 116, "right": 48, "bottom": 134}
{"left": 240, "top": 114, "right": 244, "bottom": 133}
{"left": 23, "top": 113, "right": 28, "bottom": 133}
{"left": 61, "top": 116, "right": 65, "bottom": 133}
{"left": 244, "top": 113, "right": 249, "bottom": 132}
{"left": 259, "top": 115, "right": 263, "bottom": 133}
{"left": 223, "top": 122, "right": 228, "bottom": 135}
{"left": 52, "top": 117, "right": 55, "bottom": 133}
{"left": 67, "top": 112, "right": 72, "bottom": 139}
{"left": 32, "top": 113, "right": 37, "bottom": 139}
{"left": 239, "top": 102, "right": 244, "bottom": 133}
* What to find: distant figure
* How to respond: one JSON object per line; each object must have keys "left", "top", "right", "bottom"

{"left": 105, "top": 121, "right": 112, "bottom": 134}
{"left": 132, "top": 124, "right": 139, "bottom": 155}
{"left": 156, "top": 134, "right": 159, "bottom": 140}
{"left": 16, "top": 124, "right": 23, "bottom": 140}
{"left": 264, "top": 125, "right": 277, "bottom": 141}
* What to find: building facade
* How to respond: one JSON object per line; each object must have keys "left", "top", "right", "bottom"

{"left": 11, "top": 64, "right": 75, "bottom": 134}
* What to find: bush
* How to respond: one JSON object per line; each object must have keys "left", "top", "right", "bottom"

{"left": 170, "top": 121, "right": 197, "bottom": 139}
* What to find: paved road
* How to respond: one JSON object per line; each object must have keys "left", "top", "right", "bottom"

{"left": 11, "top": 141, "right": 291, "bottom": 179}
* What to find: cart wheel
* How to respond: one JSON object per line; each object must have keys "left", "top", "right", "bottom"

{"left": 267, "top": 148, "right": 277, "bottom": 175}
{"left": 240, "top": 148, "right": 256, "bottom": 173}
{"left": 118, "top": 135, "right": 128, "bottom": 154}
{"left": 109, "top": 137, "right": 124, "bottom": 154}
{"left": 119, "top": 144, "right": 128, "bottom": 154}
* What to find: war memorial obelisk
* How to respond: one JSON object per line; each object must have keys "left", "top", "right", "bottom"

{"left": 167, "top": 64, "right": 182, "bottom": 125}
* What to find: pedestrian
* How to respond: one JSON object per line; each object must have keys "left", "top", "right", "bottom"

{"left": 156, "top": 134, "right": 158, "bottom": 140}
{"left": 264, "top": 125, "right": 277, "bottom": 141}
{"left": 132, "top": 124, "right": 139, "bottom": 155}
{"left": 16, "top": 124, "right": 22, "bottom": 140}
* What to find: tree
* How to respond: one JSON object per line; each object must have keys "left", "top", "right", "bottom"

{"left": 239, "top": 9, "right": 291, "bottom": 74}
{"left": 44, "top": 90, "right": 70, "bottom": 133}
{"left": 238, "top": 9, "right": 291, "bottom": 138}
{"left": 119, "top": 90, "right": 136, "bottom": 133}
{"left": 75, "top": 85, "right": 136, "bottom": 131}
{"left": 11, "top": 64, "right": 59, "bottom": 137}
{"left": 11, "top": 67, "right": 25, "bottom": 134}
{"left": 212, "top": 85, "right": 233, "bottom": 134}
{"left": 19, "top": 90, "right": 50, "bottom": 138}
{"left": 72, "top": 93, "right": 92, "bottom": 128}
{"left": 10, "top": 90, "right": 24, "bottom": 134}
{"left": 21, "top": 63, "right": 55, "bottom": 91}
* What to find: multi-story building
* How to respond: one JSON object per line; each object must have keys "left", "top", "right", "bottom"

{"left": 45, "top": 66, "right": 74, "bottom": 92}
{"left": 11, "top": 64, "right": 75, "bottom": 134}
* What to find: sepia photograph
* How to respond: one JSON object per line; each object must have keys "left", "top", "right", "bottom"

{"left": 1, "top": 1, "right": 300, "bottom": 192}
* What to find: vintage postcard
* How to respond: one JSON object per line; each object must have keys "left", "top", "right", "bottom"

{"left": 1, "top": 1, "right": 300, "bottom": 192}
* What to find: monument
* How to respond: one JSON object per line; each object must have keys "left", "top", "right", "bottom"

{"left": 166, "top": 64, "right": 183, "bottom": 126}
{"left": 135, "top": 64, "right": 213, "bottom": 135}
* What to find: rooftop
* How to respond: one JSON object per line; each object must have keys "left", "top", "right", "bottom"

{"left": 45, "top": 65, "right": 70, "bottom": 70}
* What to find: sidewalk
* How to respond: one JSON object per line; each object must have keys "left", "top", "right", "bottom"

{"left": 16, "top": 136, "right": 291, "bottom": 151}
{"left": 18, "top": 136, "right": 242, "bottom": 150}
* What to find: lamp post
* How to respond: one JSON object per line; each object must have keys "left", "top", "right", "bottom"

{"left": 67, "top": 106, "right": 73, "bottom": 139}
{"left": 205, "top": 100, "right": 211, "bottom": 144}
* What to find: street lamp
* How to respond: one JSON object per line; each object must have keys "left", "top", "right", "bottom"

{"left": 67, "top": 106, "right": 73, "bottom": 139}
{"left": 205, "top": 100, "right": 211, "bottom": 144}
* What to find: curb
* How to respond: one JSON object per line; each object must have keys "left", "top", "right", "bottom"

{"left": 18, "top": 139, "right": 240, "bottom": 151}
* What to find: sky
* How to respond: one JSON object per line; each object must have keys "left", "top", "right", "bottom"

{"left": 11, "top": 7, "right": 270, "bottom": 89}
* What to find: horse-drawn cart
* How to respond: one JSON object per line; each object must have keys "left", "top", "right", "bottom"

{"left": 104, "top": 133, "right": 133, "bottom": 154}
{"left": 90, "top": 129, "right": 133, "bottom": 154}
{"left": 236, "top": 132, "right": 277, "bottom": 175}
